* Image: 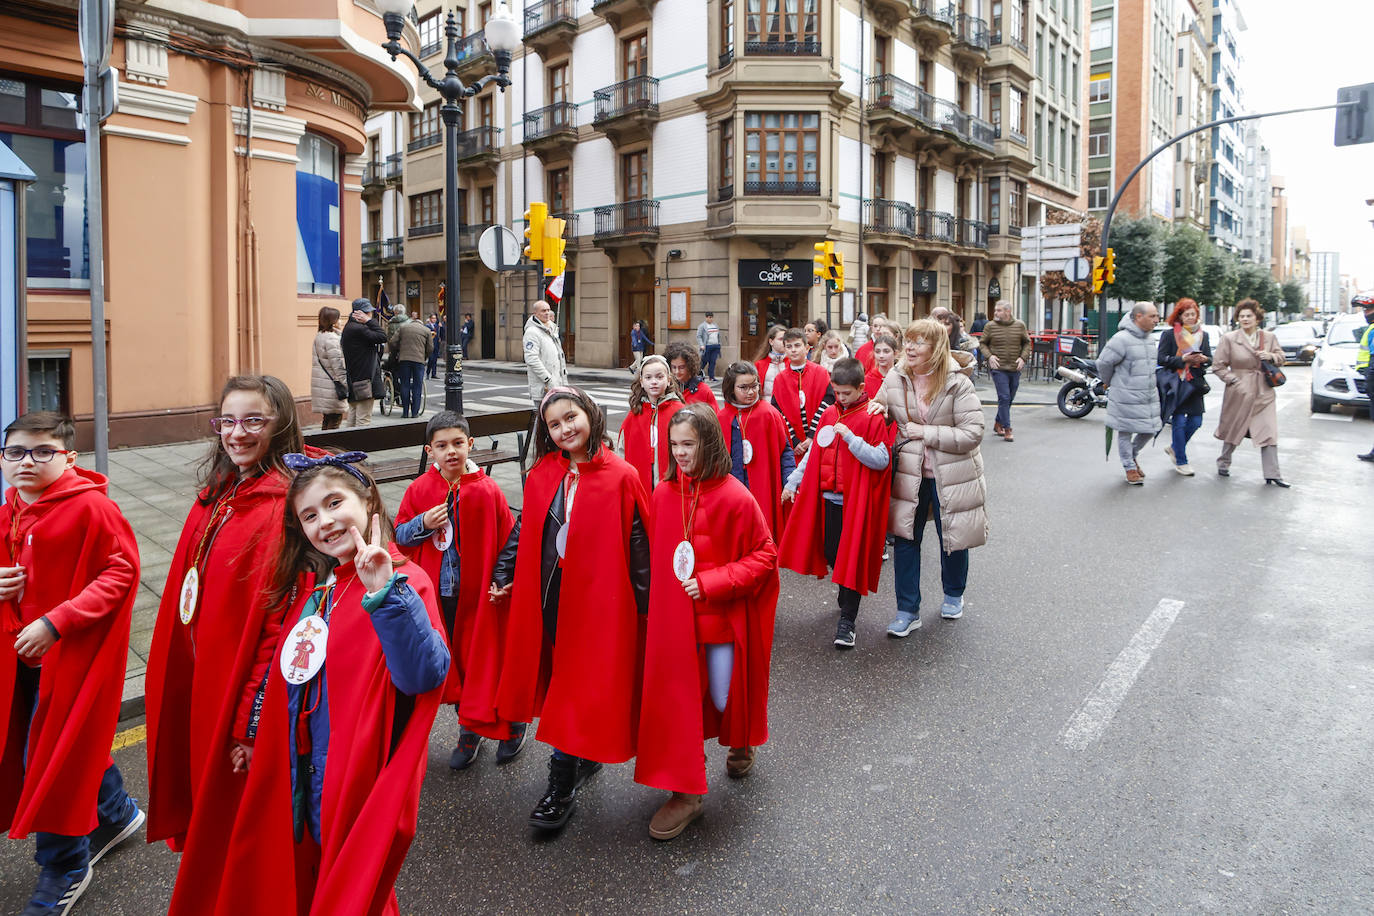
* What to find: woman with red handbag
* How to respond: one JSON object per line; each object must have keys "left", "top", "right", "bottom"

{"left": 1212, "top": 299, "right": 1289, "bottom": 487}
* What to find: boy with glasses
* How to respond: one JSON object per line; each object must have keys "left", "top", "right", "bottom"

{"left": 1, "top": 412, "right": 144, "bottom": 916}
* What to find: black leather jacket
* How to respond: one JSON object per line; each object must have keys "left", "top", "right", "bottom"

{"left": 492, "top": 482, "right": 650, "bottom": 639}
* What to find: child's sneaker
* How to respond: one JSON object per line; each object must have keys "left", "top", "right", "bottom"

{"left": 886, "top": 611, "right": 921, "bottom": 638}
{"left": 940, "top": 596, "right": 964, "bottom": 619}
{"left": 833, "top": 619, "right": 856, "bottom": 649}
{"left": 22, "top": 866, "right": 91, "bottom": 916}
{"left": 88, "top": 804, "right": 145, "bottom": 866}
{"left": 495, "top": 722, "right": 529, "bottom": 765}
{"left": 449, "top": 731, "right": 483, "bottom": 770}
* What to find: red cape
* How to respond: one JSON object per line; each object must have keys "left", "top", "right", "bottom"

{"left": 1, "top": 469, "right": 137, "bottom": 837}
{"left": 395, "top": 465, "right": 515, "bottom": 737}
{"left": 717, "top": 401, "right": 791, "bottom": 542}
{"left": 864, "top": 367, "right": 886, "bottom": 398}
{"left": 777, "top": 403, "right": 894, "bottom": 595}
{"left": 144, "top": 470, "right": 293, "bottom": 849}
{"left": 854, "top": 340, "right": 876, "bottom": 373}
{"left": 635, "top": 476, "right": 778, "bottom": 795}
{"left": 771, "top": 362, "right": 832, "bottom": 446}
{"left": 183, "top": 554, "right": 444, "bottom": 916}
{"left": 496, "top": 449, "right": 649, "bottom": 763}
{"left": 621, "top": 396, "right": 683, "bottom": 491}
{"left": 682, "top": 381, "right": 719, "bottom": 411}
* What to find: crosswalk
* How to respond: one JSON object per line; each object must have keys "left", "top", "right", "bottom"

{"left": 454, "top": 386, "right": 637, "bottom": 417}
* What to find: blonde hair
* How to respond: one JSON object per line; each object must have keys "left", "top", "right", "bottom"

{"left": 900, "top": 318, "right": 950, "bottom": 401}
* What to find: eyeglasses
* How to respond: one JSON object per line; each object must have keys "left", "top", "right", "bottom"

{"left": 735, "top": 382, "right": 760, "bottom": 392}
{"left": 1, "top": 446, "right": 70, "bottom": 463}
{"left": 210, "top": 415, "right": 273, "bottom": 434}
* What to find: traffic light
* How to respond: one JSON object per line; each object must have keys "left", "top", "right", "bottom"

{"left": 833, "top": 251, "right": 845, "bottom": 293}
{"left": 1091, "top": 255, "right": 1105, "bottom": 293}
{"left": 523, "top": 202, "right": 547, "bottom": 262}
{"left": 813, "top": 240, "right": 835, "bottom": 282}
{"left": 1103, "top": 247, "right": 1116, "bottom": 285}
{"left": 1335, "top": 83, "right": 1374, "bottom": 147}
{"left": 542, "top": 216, "right": 567, "bottom": 278}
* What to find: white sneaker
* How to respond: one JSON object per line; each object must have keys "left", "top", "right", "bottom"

{"left": 1164, "top": 446, "right": 1175, "bottom": 462}
{"left": 1175, "top": 464, "right": 1195, "bottom": 476}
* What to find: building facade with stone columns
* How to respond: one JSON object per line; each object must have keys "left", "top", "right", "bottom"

{"left": 4, "top": 0, "right": 418, "bottom": 446}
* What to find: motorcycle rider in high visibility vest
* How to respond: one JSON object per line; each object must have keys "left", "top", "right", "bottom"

{"left": 1355, "top": 294, "right": 1374, "bottom": 461}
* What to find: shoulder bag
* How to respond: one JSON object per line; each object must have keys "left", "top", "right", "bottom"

{"left": 316, "top": 353, "right": 349, "bottom": 400}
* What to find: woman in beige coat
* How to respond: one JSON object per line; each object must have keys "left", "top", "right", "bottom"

{"left": 1213, "top": 299, "right": 1289, "bottom": 487}
{"left": 310, "top": 306, "right": 347, "bottom": 429}
{"left": 868, "top": 318, "right": 987, "bottom": 636}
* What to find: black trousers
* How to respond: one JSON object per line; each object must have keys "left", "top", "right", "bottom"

{"left": 822, "top": 499, "right": 862, "bottom": 622}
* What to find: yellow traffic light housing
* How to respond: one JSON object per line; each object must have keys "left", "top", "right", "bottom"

{"left": 832, "top": 251, "right": 845, "bottom": 293}
{"left": 1091, "top": 255, "right": 1105, "bottom": 293}
{"left": 813, "top": 240, "right": 834, "bottom": 282}
{"left": 542, "top": 216, "right": 567, "bottom": 277}
{"left": 524, "top": 202, "right": 547, "bottom": 262}
{"left": 1103, "top": 248, "right": 1117, "bottom": 285}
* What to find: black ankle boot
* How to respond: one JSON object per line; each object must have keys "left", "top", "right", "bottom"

{"left": 529, "top": 754, "right": 579, "bottom": 831}
{"left": 575, "top": 758, "right": 603, "bottom": 787}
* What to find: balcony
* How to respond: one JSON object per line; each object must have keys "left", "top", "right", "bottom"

{"left": 868, "top": 0, "right": 914, "bottom": 26}
{"left": 988, "top": 222, "right": 1023, "bottom": 262}
{"left": 523, "top": 102, "right": 578, "bottom": 159}
{"left": 361, "top": 237, "right": 404, "bottom": 267}
{"left": 550, "top": 211, "right": 581, "bottom": 241}
{"left": 863, "top": 199, "right": 916, "bottom": 255}
{"left": 953, "top": 14, "right": 990, "bottom": 65}
{"left": 408, "top": 223, "right": 442, "bottom": 239}
{"left": 455, "top": 125, "right": 503, "bottom": 171}
{"left": 453, "top": 30, "right": 495, "bottom": 80}
{"left": 594, "top": 199, "right": 659, "bottom": 250}
{"left": 591, "top": 0, "right": 656, "bottom": 31}
{"left": 911, "top": 0, "right": 955, "bottom": 48}
{"left": 743, "top": 37, "right": 822, "bottom": 56}
{"left": 407, "top": 132, "right": 441, "bottom": 154}
{"left": 524, "top": 0, "right": 578, "bottom": 57}
{"left": 916, "top": 209, "right": 955, "bottom": 244}
{"left": 458, "top": 222, "right": 494, "bottom": 258}
{"left": 743, "top": 180, "right": 821, "bottom": 196}
{"left": 955, "top": 218, "right": 989, "bottom": 250}
{"left": 866, "top": 74, "right": 937, "bottom": 149}
{"left": 988, "top": 28, "right": 1033, "bottom": 81}
{"left": 931, "top": 99, "right": 995, "bottom": 154}
{"left": 592, "top": 76, "right": 659, "bottom": 145}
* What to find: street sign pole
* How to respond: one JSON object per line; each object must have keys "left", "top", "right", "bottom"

{"left": 79, "top": 0, "right": 113, "bottom": 472}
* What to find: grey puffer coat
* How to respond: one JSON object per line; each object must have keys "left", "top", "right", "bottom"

{"left": 874, "top": 365, "right": 988, "bottom": 552}
{"left": 1096, "top": 313, "right": 1162, "bottom": 434}
{"left": 310, "top": 330, "right": 347, "bottom": 415}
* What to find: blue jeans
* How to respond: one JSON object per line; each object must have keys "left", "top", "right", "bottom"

{"left": 703, "top": 344, "right": 722, "bottom": 380}
{"left": 426, "top": 341, "right": 440, "bottom": 377}
{"left": 397, "top": 361, "right": 425, "bottom": 417}
{"left": 1170, "top": 413, "right": 1203, "bottom": 465}
{"left": 991, "top": 369, "right": 1020, "bottom": 429}
{"left": 893, "top": 478, "right": 969, "bottom": 614}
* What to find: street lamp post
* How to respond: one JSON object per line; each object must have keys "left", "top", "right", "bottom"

{"left": 375, "top": 0, "right": 521, "bottom": 414}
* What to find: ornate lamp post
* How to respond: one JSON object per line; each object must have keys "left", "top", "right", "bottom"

{"left": 374, "top": 0, "right": 521, "bottom": 413}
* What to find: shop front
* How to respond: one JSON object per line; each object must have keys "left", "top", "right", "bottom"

{"left": 737, "top": 258, "right": 813, "bottom": 358}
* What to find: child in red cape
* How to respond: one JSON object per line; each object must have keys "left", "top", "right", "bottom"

{"left": 1, "top": 412, "right": 143, "bottom": 913}
{"left": 635, "top": 405, "right": 779, "bottom": 841}
{"left": 621, "top": 355, "right": 684, "bottom": 492}
{"left": 753, "top": 323, "right": 788, "bottom": 402}
{"left": 716, "top": 361, "right": 794, "bottom": 542}
{"left": 771, "top": 327, "right": 836, "bottom": 463}
{"left": 180, "top": 453, "right": 449, "bottom": 916}
{"left": 492, "top": 387, "right": 650, "bottom": 833}
{"left": 864, "top": 333, "right": 900, "bottom": 397}
{"left": 779, "top": 357, "right": 894, "bottom": 649}
{"left": 394, "top": 411, "right": 522, "bottom": 771}
{"left": 145, "top": 377, "right": 307, "bottom": 860}
{"left": 665, "top": 341, "right": 719, "bottom": 411}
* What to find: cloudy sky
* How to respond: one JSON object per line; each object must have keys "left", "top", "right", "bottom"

{"left": 1238, "top": 0, "right": 1374, "bottom": 290}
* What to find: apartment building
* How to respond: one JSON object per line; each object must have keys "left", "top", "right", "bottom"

{"left": 362, "top": 0, "right": 1019, "bottom": 370}
{"left": 1171, "top": 0, "right": 1208, "bottom": 231}
{"left": 1268, "top": 174, "right": 1287, "bottom": 281}
{"left": 1240, "top": 122, "right": 1270, "bottom": 268}
{"left": 1206, "top": 0, "right": 1245, "bottom": 252}
{"left": 1310, "top": 250, "right": 1341, "bottom": 313}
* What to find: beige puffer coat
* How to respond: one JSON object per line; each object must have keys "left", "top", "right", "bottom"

{"left": 874, "top": 366, "right": 988, "bottom": 551}
{"left": 310, "top": 330, "right": 347, "bottom": 415}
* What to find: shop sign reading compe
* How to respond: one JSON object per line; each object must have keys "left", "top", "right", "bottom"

{"left": 738, "top": 259, "right": 813, "bottom": 289}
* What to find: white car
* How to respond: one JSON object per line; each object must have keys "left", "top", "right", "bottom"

{"left": 1273, "top": 320, "right": 1323, "bottom": 365}
{"left": 1310, "top": 313, "right": 1370, "bottom": 414}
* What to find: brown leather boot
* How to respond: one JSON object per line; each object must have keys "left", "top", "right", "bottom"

{"left": 993, "top": 421, "right": 1005, "bottom": 436}
{"left": 726, "top": 746, "right": 755, "bottom": 778}
{"left": 1002, "top": 427, "right": 1014, "bottom": 442}
{"left": 1125, "top": 468, "right": 1144, "bottom": 485}
{"left": 648, "top": 792, "right": 704, "bottom": 841}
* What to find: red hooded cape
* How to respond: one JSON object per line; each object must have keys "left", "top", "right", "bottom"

{"left": 864, "top": 367, "right": 886, "bottom": 398}
{"left": 777, "top": 402, "right": 894, "bottom": 595}
{"left": 771, "top": 362, "right": 832, "bottom": 447}
{"left": 144, "top": 470, "right": 293, "bottom": 849}
{"left": 716, "top": 401, "right": 791, "bottom": 542}
{"left": 1, "top": 469, "right": 138, "bottom": 838}
{"left": 635, "top": 475, "right": 778, "bottom": 795}
{"left": 180, "top": 554, "right": 444, "bottom": 916}
{"left": 395, "top": 464, "right": 515, "bottom": 737}
{"left": 854, "top": 340, "right": 876, "bottom": 373}
{"left": 620, "top": 396, "right": 683, "bottom": 492}
{"left": 496, "top": 449, "right": 649, "bottom": 763}
{"left": 681, "top": 382, "right": 719, "bottom": 411}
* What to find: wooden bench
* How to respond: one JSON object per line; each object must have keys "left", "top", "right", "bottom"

{"left": 303, "top": 408, "right": 533, "bottom": 485}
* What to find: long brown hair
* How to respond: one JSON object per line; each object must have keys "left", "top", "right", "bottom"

{"left": 900, "top": 319, "right": 951, "bottom": 402}
{"left": 535, "top": 387, "right": 611, "bottom": 460}
{"left": 752, "top": 324, "right": 788, "bottom": 362}
{"left": 198, "top": 375, "right": 304, "bottom": 504}
{"left": 266, "top": 461, "right": 395, "bottom": 611}
{"left": 628, "top": 355, "right": 682, "bottom": 415}
{"left": 665, "top": 403, "right": 732, "bottom": 482}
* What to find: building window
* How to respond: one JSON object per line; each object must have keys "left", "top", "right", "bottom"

{"left": 919, "top": 60, "right": 932, "bottom": 93}
{"left": 1088, "top": 172, "right": 1110, "bottom": 209}
{"left": 479, "top": 186, "right": 495, "bottom": 224}
{"left": 1071, "top": 61, "right": 1079, "bottom": 107}
{"left": 1008, "top": 180, "right": 1024, "bottom": 228}
{"left": 623, "top": 33, "right": 648, "bottom": 80}
{"left": 1010, "top": 87, "right": 1026, "bottom": 137}
{"left": 409, "top": 191, "right": 441, "bottom": 231}
{"left": 1033, "top": 109, "right": 1043, "bottom": 165}
{"left": 1087, "top": 119, "right": 1110, "bottom": 156}
{"left": 549, "top": 63, "right": 568, "bottom": 105}
{"left": 418, "top": 12, "right": 442, "bottom": 57}
{"left": 409, "top": 102, "right": 440, "bottom": 149}
{"left": 549, "top": 167, "right": 571, "bottom": 213}
{"left": 745, "top": 0, "right": 820, "bottom": 47}
{"left": 0, "top": 76, "right": 87, "bottom": 286}
{"left": 623, "top": 149, "right": 649, "bottom": 199}
{"left": 1090, "top": 18, "right": 1112, "bottom": 50}
{"left": 743, "top": 111, "right": 820, "bottom": 192}
{"left": 296, "top": 133, "right": 341, "bottom": 295}
{"left": 989, "top": 83, "right": 1002, "bottom": 135}
{"left": 719, "top": 119, "right": 734, "bottom": 194}
{"left": 875, "top": 34, "right": 889, "bottom": 76}
{"left": 873, "top": 152, "right": 888, "bottom": 199}
{"left": 721, "top": 0, "right": 735, "bottom": 62}
{"left": 988, "top": 177, "right": 1001, "bottom": 229}
{"left": 477, "top": 95, "right": 493, "bottom": 129}
{"left": 1089, "top": 74, "right": 1111, "bottom": 103}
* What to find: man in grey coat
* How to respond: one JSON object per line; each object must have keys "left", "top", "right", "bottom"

{"left": 1096, "top": 304, "right": 1162, "bottom": 485}
{"left": 523, "top": 299, "right": 568, "bottom": 405}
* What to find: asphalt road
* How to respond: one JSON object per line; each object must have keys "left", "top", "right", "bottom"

{"left": 4, "top": 366, "right": 1371, "bottom": 913}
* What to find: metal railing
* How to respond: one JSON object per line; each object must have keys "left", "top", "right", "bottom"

{"left": 524, "top": 102, "right": 578, "bottom": 141}
{"left": 593, "top": 199, "right": 659, "bottom": 240}
{"left": 408, "top": 223, "right": 442, "bottom": 239}
{"left": 361, "top": 237, "right": 404, "bottom": 264}
{"left": 913, "top": 0, "right": 956, "bottom": 29}
{"left": 419, "top": 38, "right": 442, "bottom": 58}
{"left": 863, "top": 199, "right": 916, "bottom": 237}
{"left": 867, "top": 74, "right": 935, "bottom": 125}
{"left": 524, "top": 0, "right": 577, "bottom": 37}
{"left": 455, "top": 125, "right": 502, "bottom": 160}
{"left": 717, "top": 183, "right": 735, "bottom": 202}
{"left": 592, "top": 76, "right": 658, "bottom": 122}
{"left": 455, "top": 29, "right": 491, "bottom": 64}
{"left": 956, "top": 218, "right": 989, "bottom": 249}
{"left": 407, "top": 132, "right": 441, "bottom": 153}
{"left": 969, "top": 114, "right": 995, "bottom": 150}
{"left": 916, "top": 209, "right": 954, "bottom": 242}
{"left": 459, "top": 222, "right": 494, "bottom": 251}
{"left": 550, "top": 212, "right": 580, "bottom": 237}
{"left": 743, "top": 38, "right": 821, "bottom": 55}
{"left": 742, "top": 179, "right": 820, "bottom": 196}
{"left": 1009, "top": 128, "right": 1027, "bottom": 145}
{"left": 990, "top": 29, "right": 1028, "bottom": 53}
{"left": 362, "top": 161, "right": 386, "bottom": 187}
{"left": 956, "top": 13, "right": 990, "bottom": 51}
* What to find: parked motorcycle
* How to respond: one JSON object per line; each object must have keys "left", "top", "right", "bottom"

{"left": 1055, "top": 357, "right": 1108, "bottom": 418}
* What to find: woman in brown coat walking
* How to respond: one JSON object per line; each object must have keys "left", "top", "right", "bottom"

{"left": 1213, "top": 299, "right": 1289, "bottom": 487}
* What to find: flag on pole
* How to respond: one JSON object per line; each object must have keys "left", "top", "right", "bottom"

{"left": 377, "top": 281, "right": 391, "bottom": 315}
{"left": 546, "top": 272, "right": 565, "bottom": 304}
{"left": 436, "top": 281, "right": 446, "bottom": 322}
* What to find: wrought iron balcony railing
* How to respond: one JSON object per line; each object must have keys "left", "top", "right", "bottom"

{"left": 956, "top": 218, "right": 989, "bottom": 249}
{"left": 408, "top": 223, "right": 442, "bottom": 239}
{"left": 361, "top": 237, "right": 404, "bottom": 264}
{"left": 863, "top": 199, "right": 916, "bottom": 237}
{"left": 524, "top": 102, "right": 578, "bottom": 142}
{"left": 455, "top": 29, "right": 491, "bottom": 64}
{"left": 408, "top": 132, "right": 441, "bottom": 153}
{"left": 459, "top": 222, "right": 494, "bottom": 251}
{"left": 867, "top": 74, "right": 935, "bottom": 125}
{"left": 956, "top": 13, "right": 990, "bottom": 50}
{"left": 524, "top": 0, "right": 577, "bottom": 38}
{"left": 914, "top": 0, "right": 956, "bottom": 29}
{"left": 916, "top": 209, "right": 955, "bottom": 243}
{"left": 593, "top": 199, "right": 659, "bottom": 240}
{"left": 455, "top": 125, "right": 502, "bottom": 160}
{"left": 742, "top": 180, "right": 821, "bottom": 196}
{"left": 743, "top": 38, "right": 821, "bottom": 55}
{"left": 989, "top": 29, "right": 1028, "bottom": 53}
{"left": 592, "top": 75, "right": 659, "bottom": 122}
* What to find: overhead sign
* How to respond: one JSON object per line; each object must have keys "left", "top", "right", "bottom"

{"left": 738, "top": 259, "right": 811, "bottom": 289}
{"left": 1022, "top": 223, "right": 1084, "bottom": 274}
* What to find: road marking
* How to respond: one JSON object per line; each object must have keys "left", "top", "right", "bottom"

{"left": 488, "top": 395, "right": 536, "bottom": 406}
{"left": 1311, "top": 413, "right": 1354, "bottom": 422}
{"left": 1060, "top": 598, "right": 1186, "bottom": 751}
{"left": 112, "top": 723, "right": 146, "bottom": 751}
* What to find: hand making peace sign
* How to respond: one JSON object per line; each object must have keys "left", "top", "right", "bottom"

{"left": 350, "top": 514, "right": 394, "bottom": 593}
